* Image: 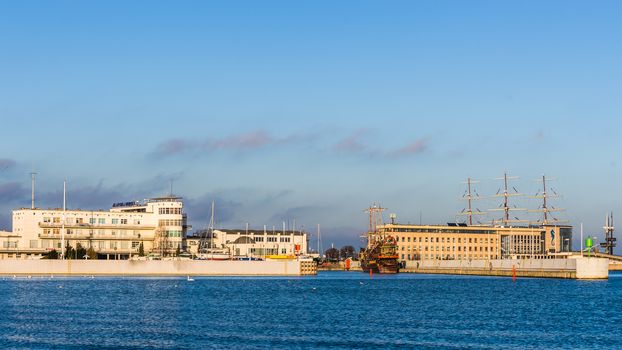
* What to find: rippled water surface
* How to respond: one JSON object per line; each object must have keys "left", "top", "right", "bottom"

{"left": 0, "top": 272, "right": 621, "bottom": 349}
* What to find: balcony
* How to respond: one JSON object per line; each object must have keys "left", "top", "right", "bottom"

{"left": 38, "top": 222, "right": 155, "bottom": 230}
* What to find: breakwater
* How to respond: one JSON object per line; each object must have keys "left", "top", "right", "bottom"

{"left": 402, "top": 257, "right": 608, "bottom": 279}
{"left": 0, "top": 259, "right": 317, "bottom": 276}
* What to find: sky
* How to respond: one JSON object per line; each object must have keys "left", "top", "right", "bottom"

{"left": 0, "top": 1, "right": 621, "bottom": 253}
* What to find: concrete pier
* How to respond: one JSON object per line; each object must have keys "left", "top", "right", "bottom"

{"left": 0, "top": 259, "right": 317, "bottom": 277}
{"left": 402, "top": 257, "right": 609, "bottom": 279}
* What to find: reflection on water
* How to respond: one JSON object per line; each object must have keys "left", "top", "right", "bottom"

{"left": 0, "top": 272, "right": 621, "bottom": 349}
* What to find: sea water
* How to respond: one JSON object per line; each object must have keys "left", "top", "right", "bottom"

{"left": 0, "top": 272, "right": 620, "bottom": 349}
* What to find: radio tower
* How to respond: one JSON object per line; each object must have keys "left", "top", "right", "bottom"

{"left": 490, "top": 172, "right": 526, "bottom": 226}
{"left": 600, "top": 212, "right": 616, "bottom": 255}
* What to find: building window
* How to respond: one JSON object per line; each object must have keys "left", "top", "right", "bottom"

{"left": 112, "top": 219, "right": 119, "bottom": 225}
{"left": 121, "top": 219, "right": 127, "bottom": 225}
{"left": 43, "top": 217, "right": 51, "bottom": 223}
{"left": 30, "top": 240, "right": 38, "bottom": 248}
{"left": 89, "top": 218, "right": 96, "bottom": 224}
{"left": 98, "top": 218, "right": 105, "bottom": 225}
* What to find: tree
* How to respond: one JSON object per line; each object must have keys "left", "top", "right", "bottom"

{"left": 64, "top": 244, "right": 75, "bottom": 260}
{"left": 76, "top": 243, "right": 87, "bottom": 260}
{"left": 138, "top": 242, "right": 145, "bottom": 257}
{"left": 339, "top": 245, "right": 356, "bottom": 260}
{"left": 44, "top": 250, "right": 59, "bottom": 259}
{"left": 86, "top": 246, "right": 97, "bottom": 260}
{"left": 324, "top": 247, "right": 339, "bottom": 261}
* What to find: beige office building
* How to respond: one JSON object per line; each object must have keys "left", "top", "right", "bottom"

{"left": 0, "top": 196, "right": 188, "bottom": 259}
{"left": 377, "top": 223, "right": 573, "bottom": 261}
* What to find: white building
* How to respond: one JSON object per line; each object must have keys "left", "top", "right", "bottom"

{"left": 0, "top": 196, "right": 188, "bottom": 259}
{"left": 187, "top": 228, "right": 309, "bottom": 258}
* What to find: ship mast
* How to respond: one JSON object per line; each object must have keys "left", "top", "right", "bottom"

{"left": 364, "top": 204, "right": 386, "bottom": 246}
{"left": 529, "top": 175, "right": 565, "bottom": 225}
{"left": 490, "top": 172, "right": 525, "bottom": 226}
{"left": 459, "top": 177, "right": 485, "bottom": 225}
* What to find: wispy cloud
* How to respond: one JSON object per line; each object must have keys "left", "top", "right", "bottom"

{"left": 389, "top": 139, "right": 428, "bottom": 157}
{"left": 332, "top": 130, "right": 369, "bottom": 153}
{"left": 331, "top": 132, "right": 429, "bottom": 159}
{"left": 152, "top": 130, "right": 311, "bottom": 157}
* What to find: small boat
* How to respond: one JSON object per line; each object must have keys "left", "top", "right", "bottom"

{"left": 195, "top": 249, "right": 231, "bottom": 260}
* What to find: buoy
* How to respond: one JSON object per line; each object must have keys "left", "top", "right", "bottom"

{"left": 369, "top": 269, "right": 373, "bottom": 278}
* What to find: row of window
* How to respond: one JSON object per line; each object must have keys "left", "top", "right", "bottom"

{"left": 43, "top": 217, "right": 137, "bottom": 225}
{"left": 159, "top": 208, "right": 182, "bottom": 215}
{"left": 247, "top": 248, "right": 288, "bottom": 255}
{"left": 252, "top": 237, "right": 291, "bottom": 243}
{"left": 392, "top": 228, "right": 497, "bottom": 234}
{"left": 3, "top": 241, "right": 17, "bottom": 248}
{"left": 166, "top": 230, "right": 183, "bottom": 238}
{"left": 28, "top": 240, "right": 142, "bottom": 250}
{"left": 159, "top": 219, "right": 183, "bottom": 227}
{"left": 42, "top": 229, "right": 142, "bottom": 237}
{"left": 399, "top": 236, "right": 497, "bottom": 244}
{"left": 402, "top": 246, "right": 496, "bottom": 252}
{"left": 402, "top": 254, "right": 499, "bottom": 260}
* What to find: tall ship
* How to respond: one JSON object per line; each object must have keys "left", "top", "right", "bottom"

{"left": 359, "top": 205, "right": 400, "bottom": 274}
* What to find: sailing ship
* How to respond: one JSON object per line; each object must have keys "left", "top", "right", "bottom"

{"left": 359, "top": 204, "right": 400, "bottom": 274}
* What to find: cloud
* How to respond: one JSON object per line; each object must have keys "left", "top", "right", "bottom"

{"left": 332, "top": 130, "right": 369, "bottom": 153}
{"left": 316, "top": 226, "right": 367, "bottom": 252}
{"left": 184, "top": 193, "right": 243, "bottom": 229}
{"left": 210, "top": 130, "right": 273, "bottom": 151}
{"left": 33, "top": 173, "right": 185, "bottom": 210}
{"left": 154, "top": 139, "right": 194, "bottom": 156}
{"left": 0, "top": 182, "right": 29, "bottom": 204}
{"left": 268, "top": 205, "right": 332, "bottom": 224}
{"left": 0, "top": 213, "right": 10, "bottom": 231}
{"left": 331, "top": 132, "right": 429, "bottom": 159}
{"left": 0, "top": 158, "right": 17, "bottom": 171}
{"left": 390, "top": 139, "right": 428, "bottom": 157}
{"left": 152, "top": 130, "right": 309, "bottom": 157}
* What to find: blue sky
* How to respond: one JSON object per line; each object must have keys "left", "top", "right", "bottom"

{"left": 1, "top": 1, "right": 621, "bottom": 252}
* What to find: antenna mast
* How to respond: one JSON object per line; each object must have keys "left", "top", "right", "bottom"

{"left": 30, "top": 172, "right": 37, "bottom": 210}
{"left": 61, "top": 180, "right": 66, "bottom": 260}
{"left": 600, "top": 212, "right": 616, "bottom": 255}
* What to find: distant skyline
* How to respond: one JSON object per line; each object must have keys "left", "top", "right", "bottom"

{"left": 1, "top": 1, "right": 621, "bottom": 253}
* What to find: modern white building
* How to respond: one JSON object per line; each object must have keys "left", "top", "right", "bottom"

{"left": 186, "top": 228, "right": 309, "bottom": 258}
{"left": 0, "top": 196, "right": 188, "bottom": 260}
